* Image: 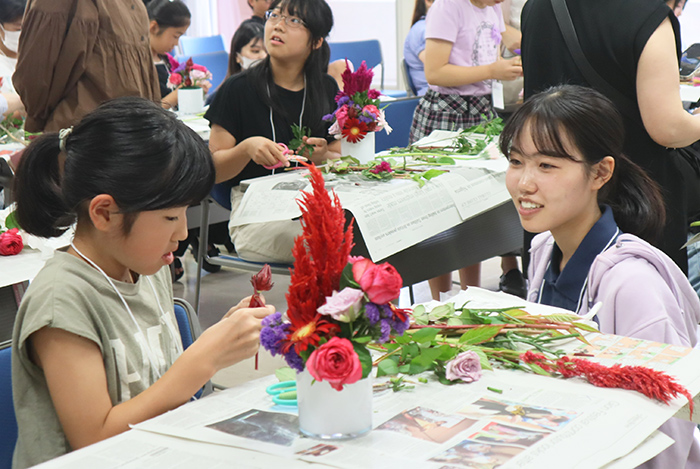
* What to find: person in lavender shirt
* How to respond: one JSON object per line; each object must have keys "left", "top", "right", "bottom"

{"left": 403, "top": 0, "right": 433, "bottom": 96}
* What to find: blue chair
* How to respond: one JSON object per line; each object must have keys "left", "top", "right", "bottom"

{"left": 179, "top": 35, "right": 225, "bottom": 56}
{"left": 172, "top": 298, "right": 212, "bottom": 397}
{"left": 329, "top": 40, "right": 406, "bottom": 98}
{"left": 375, "top": 96, "right": 421, "bottom": 152}
{"left": 176, "top": 51, "right": 229, "bottom": 97}
{"left": 0, "top": 345, "right": 16, "bottom": 469}
{"left": 401, "top": 58, "right": 418, "bottom": 97}
{"left": 194, "top": 183, "right": 293, "bottom": 313}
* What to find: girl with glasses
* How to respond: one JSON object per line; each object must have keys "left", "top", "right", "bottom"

{"left": 204, "top": 0, "right": 339, "bottom": 263}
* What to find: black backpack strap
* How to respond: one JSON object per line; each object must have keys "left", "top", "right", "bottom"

{"left": 550, "top": 0, "right": 642, "bottom": 125}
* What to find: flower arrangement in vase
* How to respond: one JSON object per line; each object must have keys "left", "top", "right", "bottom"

{"left": 323, "top": 61, "right": 392, "bottom": 163}
{"left": 260, "top": 162, "right": 409, "bottom": 438}
{"left": 167, "top": 56, "right": 212, "bottom": 115}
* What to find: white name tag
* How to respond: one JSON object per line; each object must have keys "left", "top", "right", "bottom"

{"left": 492, "top": 81, "right": 505, "bottom": 110}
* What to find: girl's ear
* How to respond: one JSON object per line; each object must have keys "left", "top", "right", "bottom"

{"left": 88, "top": 194, "right": 121, "bottom": 233}
{"left": 149, "top": 20, "right": 161, "bottom": 36}
{"left": 591, "top": 156, "right": 615, "bottom": 190}
{"left": 312, "top": 37, "right": 323, "bottom": 51}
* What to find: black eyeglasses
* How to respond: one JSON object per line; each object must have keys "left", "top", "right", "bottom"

{"left": 265, "top": 10, "right": 306, "bottom": 29}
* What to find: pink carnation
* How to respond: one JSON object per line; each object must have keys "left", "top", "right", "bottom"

{"left": 168, "top": 73, "right": 182, "bottom": 87}
{"left": 334, "top": 105, "right": 349, "bottom": 129}
{"left": 367, "top": 89, "right": 381, "bottom": 99}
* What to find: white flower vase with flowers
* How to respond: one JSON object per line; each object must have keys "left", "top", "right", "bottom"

{"left": 167, "top": 57, "right": 212, "bottom": 115}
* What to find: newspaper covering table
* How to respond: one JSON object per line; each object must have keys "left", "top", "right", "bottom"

{"left": 231, "top": 133, "right": 511, "bottom": 261}
{"left": 38, "top": 289, "right": 700, "bottom": 469}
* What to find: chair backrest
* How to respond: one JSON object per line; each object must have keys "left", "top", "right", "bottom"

{"left": 0, "top": 346, "right": 17, "bottom": 469}
{"left": 179, "top": 35, "right": 225, "bottom": 56}
{"left": 329, "top": 40, "right": 384, "bottom": 89}
{"left": 375, "top": 97, "right": 421, "bottom": 152}
{"left": 401, "top": 58, "right": 418, "bottom": 97}
{"left": 172, "top": 299, "right": 211, "bottom": 397}
{"left": 210, "top": 182, "right": 233, "bottom": 211}
{"left": 176, "top": 51, "right": 230, "bottom": 96}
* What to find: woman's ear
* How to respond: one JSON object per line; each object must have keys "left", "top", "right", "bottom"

{"left": 312, "top": 37, "right": 323, "bottom": 51}
{"left": 88, "top": 194, "right": 122, "bottom": 233}
{"left": 591, "top": 156, "right": 615, "bottom": 190}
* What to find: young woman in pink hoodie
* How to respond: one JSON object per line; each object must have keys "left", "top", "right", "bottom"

{"left": 500, "top": 84, "right": 700, "bottom": 469}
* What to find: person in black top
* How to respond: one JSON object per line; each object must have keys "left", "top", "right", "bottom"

{"left": 205, "top": 0, "right": 339, "bottom": 263}
{"left": 247, "top": 0, "right": 271, "bottom": 25}
{"left": 521, "top": 0, "right": 700, "bottom": 277}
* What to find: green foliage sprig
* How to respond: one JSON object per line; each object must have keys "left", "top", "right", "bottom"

{"left": 290, "top": 124, "right": 315, "bottom": 158}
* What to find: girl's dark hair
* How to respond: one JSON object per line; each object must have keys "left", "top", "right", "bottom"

{"left": 499, "top": 85, "right": 665, "bottom": 244}
{"left": 411, "top": 0, "right": 427, "bottom": 26}
{"left": 228, "top": 20, "right": 265, "bottom": 76}
{"left": 0, "top": 0, "right": 26, "bottom": 24}
{"left": 249, "top": 0, "right": 335, "bottom": 127}
{"left": 147, "top": 0, "right": 191, "bottom": 30}
{"left": 14, "top": 97, "right": 215, "bottom": 238}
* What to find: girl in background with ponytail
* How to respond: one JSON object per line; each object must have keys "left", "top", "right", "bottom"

{"left": 501, "top": 84, "right": 700, "bottom": 468}
{"left": 11, "top": 97, "right": 273, "bottom": 468}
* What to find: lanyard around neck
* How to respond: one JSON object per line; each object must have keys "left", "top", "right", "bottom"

{"left": 267, "top": 75, "right": 307, "bottom": 143}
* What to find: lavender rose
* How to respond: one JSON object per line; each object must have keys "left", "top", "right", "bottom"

{"left": 317, "top": 287, "right": 364, "bottom": 322}
{"left": 445, "top": 351, "right": 482, "bottom": 383}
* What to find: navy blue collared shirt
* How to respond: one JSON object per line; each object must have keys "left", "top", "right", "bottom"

{"left": 539, "top": 206, "right": 621, "bottom": 312}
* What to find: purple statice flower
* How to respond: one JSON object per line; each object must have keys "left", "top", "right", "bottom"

{"left": 379, "top": 319, "right": 392, "bottom": 343}
{"left": 338, "top": 95, "right": 350, "bottom": 106}
{"left": 358, "top": 114, "right": 374, "bottom": 124}
{"left": 323, "top": 113, "right": 334, "bottom": 122}
{"left": 392, "top": 316, "right": 411, "bottom": 336}
{"left": 381, "top": 303, "right": 393, "bottom": 318}
{"left": 284, "top": 349, "right": 305, "bottom": 372}
{"left": 365, "top": 302, "right": 381, "bottom": 325}
{"left": 260, "top": 312, "right": 289, "bottom": 356}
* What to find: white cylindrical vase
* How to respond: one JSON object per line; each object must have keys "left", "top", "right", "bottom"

{"left": 296, "top": 370, "right": 372, "bottom": 440}
{"left": 178, "top": 87, "right": 204, "bottom": 115}
{"left": 340, "top": 131, "right": 376, "bottom": 164}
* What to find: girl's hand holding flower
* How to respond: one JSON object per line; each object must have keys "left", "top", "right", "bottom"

{"left": 301, "top": 136, "right": 341, "bottom": 163}
{"left": 246, "top": 137, "right": 289, "bottom": 168}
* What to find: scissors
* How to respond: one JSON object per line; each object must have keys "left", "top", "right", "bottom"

{"left": 265, "top": 380, "right": 298, "bottom": 406}
{"left": 263, "top": 143, "right": 308, "bottom": 170}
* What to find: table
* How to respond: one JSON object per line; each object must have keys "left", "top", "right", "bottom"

{"left": 34, "top": 288, "right": 700, "bottom": 469}
{"left": 234, "top": 138, "right": 522, "bottom": 287}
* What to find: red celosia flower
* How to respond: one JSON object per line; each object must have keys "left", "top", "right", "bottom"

{"left": 342, "top": 118, "right": 369, "bottom": 143}
{"left": 522, "top": 352, "right": 694, "bottom": 417}
{"left": 339, "top": 60, "right": 374, "bottom": 100}
{"left": 282, "top": 163, "right": 354, "bottom": 355}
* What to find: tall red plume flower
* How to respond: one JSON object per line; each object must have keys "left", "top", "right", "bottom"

{"left": 339, "top": 60, "right": 374, "bottom": 100}
{"left": 282, "top": 163, "right": 355, "bottom": 355}
{"left": 522, "top": 351, "right": 694, "bottom": 417}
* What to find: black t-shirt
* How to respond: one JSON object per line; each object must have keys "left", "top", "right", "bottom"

{"left": 204, "top": 71, "right": 338, "bottom": 188}
{"left": 521, "top": 0, "right": 688, "bottom": 271}
{"left": 155, "top": 55, "right": 172, "bottom": 100}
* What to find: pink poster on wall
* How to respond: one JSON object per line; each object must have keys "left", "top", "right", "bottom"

{"left": 217, "top": 0, "right": 255, "bottom": 50}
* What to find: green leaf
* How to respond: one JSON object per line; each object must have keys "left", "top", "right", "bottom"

{"left": 572, "top": 322, "right": 600, "bottom": 333}
{"left": 275, "top": 367, "right": 296, "bottom": 382}
{"left": 527, "top": 363, "right": 551, "bottom": 376}
{"left": 338, "top": 262, "right": 360, "bottom": 290}
{"left": 398, "top": 364, "right": 411, "bottom": 373}
{"left": 409, "top": 361, "right": 431, "bottom": 375}
{"left": 414, "top": 347, "right": 444, "bottom": 367}
{"left": 437, "top": 344, "right": 458, "bottom": 361}
{"left": 353, "top": 336, "right": 372, "bottom": 344}
{"left": 376, "top": 359, "right": 399, "bottom": 377}
{"left": 394, "top": 334, "right": 412, "bottom": 344}
{"left": 428, "top": 304, "right": 454, "bottom": 321}
{"left": 410, "top": 327, "right": 439, "bottom": 344}
{"left": 544, "top": 313, "right": 581, "bottom": 322}
{"left": 412, "top": 305, "right": 425, "bottom": 316}
{"left": 353, "top": 343, "right": 373, "bottom": 379}
{"left": 414, "top": 313, "right": 429, "bottom": 326}
{"left": 436, "top": 156, "right": 456, "bottom": 165}
{"left": 412, "top": 173, "right": 426, "bottom": 188}
{"left": 422, "top": 169, "right": 447, "bottom": 180}
{"left": 447, "top": 317, "right": 466, "bottom": 326}
{"left": 458, "top": 325, "right": 504, "bottom": 345}
{"left": 4, "top": 211, "right": 20, "bottom": 230}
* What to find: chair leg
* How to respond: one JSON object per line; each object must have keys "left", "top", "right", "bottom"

{"left": 194, "top": 199, "right": 211, "bottom": 314}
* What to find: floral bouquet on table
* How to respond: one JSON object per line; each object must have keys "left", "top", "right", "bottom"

{"left": 167, "top": 56, "right": 212, "bottom": 90}
{"left": 260, "top": 163, "right": 410, "bottom": 390}
{"left": 323, "top": 60, "right": 392, "bottom": 144}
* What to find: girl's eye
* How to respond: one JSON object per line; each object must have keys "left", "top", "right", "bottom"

{"left": 166, "top": 216, "right": 179, "bottom": 222}
{"left": 508, "top": 158, "right": 522, "bottom": 166}
{"left": 290, "top": 17, "right": 303, "bottom": 25}
{"left": 540, "top": 162, "right": 555, "bottom": 169}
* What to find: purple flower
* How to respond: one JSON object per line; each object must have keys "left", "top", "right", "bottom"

{"left": 379, "top": 319, "right": 391, "bottom": 343}
{"left": 338, "top": 95, "right": 350, "bottom": 106}
{"left": 260, "top": 312, "right": 290, "bottom": 356}
{"left": 323, "top": 113, "right": 334, "bottom": 122}
{"left": 284, "top": 349, "right": 305, "bottom": 372}
{"left": 445, "top": 351, "right": 482, "bottom": 383}
{"left": 392, "top": 316, "right": 410, "bottom": 336}
{"left": 358, "top": 115, "right": 374, "bottom": 124}
{"left": 317, "top": 287, "right": 364, "bottom": 322}
{"left": 365, "top": 302, "right": 381, "bottom": 325}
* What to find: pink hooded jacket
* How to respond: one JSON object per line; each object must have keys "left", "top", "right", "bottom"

{"left": 528, "top": 232, "right": 700, "bottom": 469}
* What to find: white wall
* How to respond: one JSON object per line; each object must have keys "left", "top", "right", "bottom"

{"left": 681, "top": 3, "right": 700, "bottom": 50}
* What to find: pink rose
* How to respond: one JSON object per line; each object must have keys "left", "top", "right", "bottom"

{"left": 190, "top": 69, "right": 206, "bottom": 80}
{"left": 362, "top": 104, "right": 380, "bottom": 119}
{"left": 353, "top": 259, "right": 402, "bottom": 305}
{"left": 334, "top": 105, "right": 349, "bottom": 129}
{"left": 445, "top": 351, "right": 482, "bottom": 383}
{"left": 317, "top": 288, "right": 364, "bottom": 322}
{"left": 168, "top": 73, "right": 182, "bottom": 88}
{"left": 306, "top": 337, "right": 363, "bottom": 391}
{"left": 0, "top": 228, "right": 23, "bottom": 256}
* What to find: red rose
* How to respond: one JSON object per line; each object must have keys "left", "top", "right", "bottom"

{"left": 354, "top": 259, "right": 402, "bottom": 305}
{"left": 0, "top": 228, "right": 23, "bottom": 256}
{"left": 306, "top": 337, "right": 362, "bottom": 391}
